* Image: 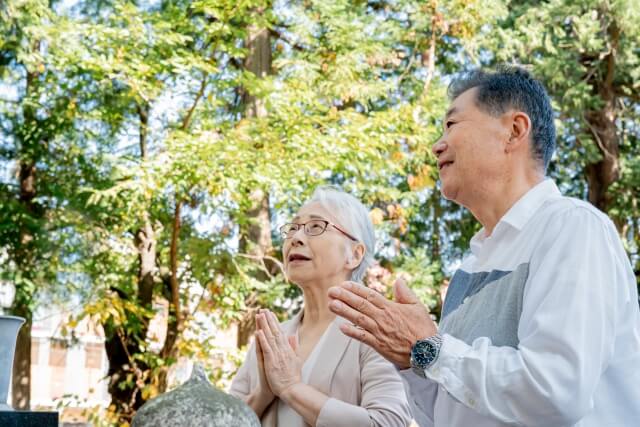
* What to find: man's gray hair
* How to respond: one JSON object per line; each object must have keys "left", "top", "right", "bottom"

{"left": 448, "top": 65, "right": 556, "bottom": 171}
{"left": 307, "top": 186, "right": 375, "bottom": 283}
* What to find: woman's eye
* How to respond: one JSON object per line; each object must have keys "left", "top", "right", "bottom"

{"left": 446, "top": 120, "right": 455, "bottom": 129}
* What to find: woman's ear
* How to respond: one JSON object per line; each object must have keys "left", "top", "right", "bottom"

{"left": 346, "top": 243, "right": 366, "bottom": 269}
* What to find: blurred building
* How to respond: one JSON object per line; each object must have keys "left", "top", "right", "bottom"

{"left": 24, "top": 299, "right": 239, "bottom": 426}
{"left": 30, "top": 306, "right": 111, "bottom": 425}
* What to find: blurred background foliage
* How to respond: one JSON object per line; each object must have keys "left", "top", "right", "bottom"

{"left": 1, "top": 0, "right": 638, "bottom": 424}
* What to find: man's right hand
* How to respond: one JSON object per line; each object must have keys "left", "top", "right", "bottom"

{"left": 328, "top": 278, "right": 437, "bottom": 368}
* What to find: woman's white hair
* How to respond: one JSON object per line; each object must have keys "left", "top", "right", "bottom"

{"left": 306, "top": 186, "right": 375, "bottom": 283}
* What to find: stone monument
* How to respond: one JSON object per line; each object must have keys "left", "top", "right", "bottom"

{"left": 0, "top": 315, "right": 24, "bottom": 411}
{"left": 0, "top": 315, "right": 58, "bottom": 426}
{"left": 132, "top": 364, "right": 260, "bottom": 427}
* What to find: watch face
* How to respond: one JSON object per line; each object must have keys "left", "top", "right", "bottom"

{"left": 412, "top": 340, "right": 437, "bottom": 367}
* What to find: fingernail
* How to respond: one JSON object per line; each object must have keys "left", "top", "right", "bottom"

{"left": 342, "top": 281, "right": 352, "bottom": 289}
{"left": 330, "top": 300, "right": 343, "bottom": 310}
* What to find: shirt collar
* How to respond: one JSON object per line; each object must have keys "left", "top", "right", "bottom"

{"left": 470, "top": 179, "right": 561, "bottom": 254}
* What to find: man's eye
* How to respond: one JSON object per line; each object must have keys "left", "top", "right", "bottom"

{"left": 446, "top": 120, "right": 455, "bottom": 129}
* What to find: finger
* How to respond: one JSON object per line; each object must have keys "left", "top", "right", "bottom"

{"left": 339, "top": 322, "right": 378, "bottom": 347}
{"left": 393, "top": 278, "right": 419, "bottom": 304}
{"left": 255, "top": 312, "right": 263, "bottom": 330}
{"left": 256, "top": 330, "right": 273, "bottom": 357}
{"left": 255, "top": 332, "right": 262, "bottom": 356}
{"left": 258, "top": 313, "right": 276, "bottom": 344}
{"left": 329, "top": 299, "right": 376, "bottom": 331}
{"left": 338, "top": 281, "right": 387, "bottom": 309}
{"left": 255, "top": 334, "right": 266, "bottom": 368}
{"left": 329, "top": 286, "right": 380, "bottom": 316}
{"left": 287, "top": 335, "right": 298, "bottom": 353}
{"left": 265, "top": 310, "right": 286, "bottom": 344}
{"left": 256, "top": 312, "right": 269, "bottom": 332}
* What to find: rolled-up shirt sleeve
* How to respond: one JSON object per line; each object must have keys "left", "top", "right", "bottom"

{"left": 418, "top": 207, "right": 631, "bottom": 426}
{"left": 316, "top": 344, "right": 413, "bottom": 427}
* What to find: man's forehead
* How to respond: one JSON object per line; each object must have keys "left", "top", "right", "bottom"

{"left": 445, "top": 106, "right": 460, "bottom": 119}
{"left": 446, "top": 87, "right": 479, "bottom": 117}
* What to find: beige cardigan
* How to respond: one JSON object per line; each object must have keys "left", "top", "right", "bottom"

{"left": 229, "top": 310, "right": 412, "bottom": 427}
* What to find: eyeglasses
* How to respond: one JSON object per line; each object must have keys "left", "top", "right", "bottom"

{"left": 279, "top": 219, "right": 358, "bottom": 241}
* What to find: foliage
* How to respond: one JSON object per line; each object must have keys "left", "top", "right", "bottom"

{"left": 0, "top": 0, "right": 638, "bottom": 424}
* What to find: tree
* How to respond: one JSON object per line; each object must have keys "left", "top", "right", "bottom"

{"left": 5, "top": 1, "right": 637, "bottom": 425}
{"left": 0, "top": 0, "right": 123, "bottom": 408}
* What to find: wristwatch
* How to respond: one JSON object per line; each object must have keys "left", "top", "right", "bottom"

{"left": 410, "top": 334, "right": 444, "bottom": 378}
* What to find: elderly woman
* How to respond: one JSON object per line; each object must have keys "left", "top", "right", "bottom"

{"left": 230, "top": 187, "right": 412, "bottom": 427}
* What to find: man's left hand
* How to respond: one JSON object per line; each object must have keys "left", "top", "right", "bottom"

{"left": 328, "top": 278, "right": 437, "bottom": 368}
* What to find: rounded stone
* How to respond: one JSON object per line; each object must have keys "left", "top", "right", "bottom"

{"left": 132, "top": 364, "right": 259, "bottom": 427}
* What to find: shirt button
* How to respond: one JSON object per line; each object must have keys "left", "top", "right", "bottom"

{"left": 463, "top": 297, "right": 469, "bottom": 304}
{"left": 466, "top": 395, "right": 476, "bottom": 407}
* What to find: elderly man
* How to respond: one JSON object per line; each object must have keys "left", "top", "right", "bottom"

{"left": 328, "top": 66, "right": 640, "bottom": 426}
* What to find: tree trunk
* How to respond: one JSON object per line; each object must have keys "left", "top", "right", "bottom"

{"left": 8, "top": 60, "right": 46, "bottom": 410}
{"left": 157, "top": 200, "right": 182, "bottom": 393}
{"left": 11, "top": 311, "right": 31, "bottom": 410}
{"left": 10, "top": 159, "right": 38, "bottom": 410}
{"left": 103, "top": 320, "right": 147, "bottom": 421}
{"left": 237, "top": 23, "right": 273, "bottom": 348}
{"left": 242, "top": 25, "right": 271, "bottom": 117}
{"left": 103, "top": 102, "right": 156, "bottom": 421}
{"left": 583, "top": 21, "right": 620, "bottom": 224}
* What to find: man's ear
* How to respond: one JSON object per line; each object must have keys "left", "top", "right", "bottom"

{"left": 505, "top": 111, "right": 532, "bottom": 153}
{"left": 346, "top": 243, "right": 366, "bottom": 269}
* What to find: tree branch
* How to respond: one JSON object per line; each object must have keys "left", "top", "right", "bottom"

{"left": 604, "top": 21, "right": 619, "bottom": 94}
{"left": 137, "top": 103, "right": 149, "bottom": 159}
{"left": 269, "top": 27, "right": 307, "bottom": 52}
{"left": 421, "top": 12, "right": 439, "bottom": 100}
{"left": 236, "top": 252, "right": 288, "bottom": 281}
{"left": 169, "top": 200, "right": 182, "bottom": 329}
{"left": 181, "top": 76, "right": 207, "bottom": 131}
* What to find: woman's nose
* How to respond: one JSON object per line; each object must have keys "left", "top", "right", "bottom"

{"left": 290, "top": 229, "right": 305, "bottom": 246}
{"left": 432, "top": 136, "right": 446, "bottom": 157}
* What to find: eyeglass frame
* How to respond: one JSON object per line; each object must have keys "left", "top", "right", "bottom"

{"left": 279, "top": 219, "right": 358, "bottom": 242}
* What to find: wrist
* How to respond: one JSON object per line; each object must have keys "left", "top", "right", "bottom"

{"left": 410, "top": 333, "right": 444, "bottom": 378}
{"left": 278, "top": 382, "right": 304, "bottom": 404}
{"left": 248, "top": 386, "right": 274, "bottom": 414}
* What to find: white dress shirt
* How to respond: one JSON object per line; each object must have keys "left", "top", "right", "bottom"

{"left": 402, "top": 179, "right": 640, "bottom": 427}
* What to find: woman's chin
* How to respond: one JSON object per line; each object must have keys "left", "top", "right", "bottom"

{"left": 286, "top": 269, "right": 313, "bottom": 285}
